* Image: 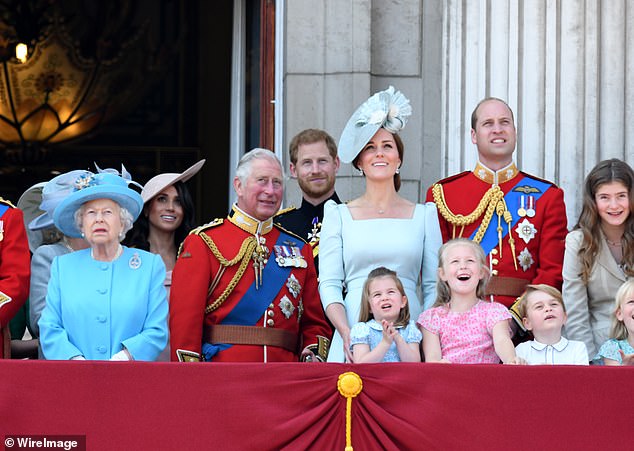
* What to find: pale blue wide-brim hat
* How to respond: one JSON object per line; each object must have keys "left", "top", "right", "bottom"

{"left": 337, "top": 85, "right": 412, "bottom": 164}
{"left": 28, "top": 169, "right": 93, "bottom": 231}
{"left": 17, "top": 182, "right": 46, "bottom": 253}
{"left": 53, "top": 171, "right": 144, "bottom": 238}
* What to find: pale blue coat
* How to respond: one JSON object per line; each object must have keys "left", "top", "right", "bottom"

{"left": 39, "top": 247, "right": 168, "bottom": 361}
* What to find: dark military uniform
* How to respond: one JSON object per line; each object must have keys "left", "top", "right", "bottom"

{"left": 427, "top": 162, "right": 567, "bottom": 310}
{"left": 0, "top": 199, "right": 31, "bottom": 358}
{"left": 275, "top": 193, "right": 341, "bottom": 273}
{"left": 169, "top": 205, "right": 331, "bottom": 362}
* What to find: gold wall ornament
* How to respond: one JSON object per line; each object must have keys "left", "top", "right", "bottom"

{"left": 0, "top": 1, "right": 174, "bottom": 158}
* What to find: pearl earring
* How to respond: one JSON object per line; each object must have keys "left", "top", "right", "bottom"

{"left": 81, "top": 232, "right": 85, "bottom": 238}
{"left": 395, "top": 167, "right": 400, "bottom": 175}
{"left": 358, "top": 168, "right": 364, "bottom": 176}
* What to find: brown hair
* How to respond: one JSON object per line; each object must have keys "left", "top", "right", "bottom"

{"left": 574, "top": 158, "right": 634, "bottom": 283}
{"left": 517, "top": 284, "right": 565, "bottom": 319}
{"left": 352, "top": 132, "right": 404, "bottom": 192}
{"left": 434, "top": 238, "right": 490, "bottom": 307}
{"left": 359, "top": 266, "right": 410, "bottom": 327}
{"left": 288, "top": 129, "right": 337, "bottom": 165}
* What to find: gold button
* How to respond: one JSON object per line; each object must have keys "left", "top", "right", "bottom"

{"left": 269, "top": 303, "right": 274, "bottom": 308}
{"left": 267, "top": 319, "right": 274, "bottom": 326}
{"left": 491, "top": 258, "right": 499, "bottom": 265}
{"left": 491, "top": 248, "right": 498, "bottom": 255}
{"left": 491, "top": 269, "right": 498, "bottom": 276}
{"left": 268, "top": 310, "right": 274, "bottom": 317}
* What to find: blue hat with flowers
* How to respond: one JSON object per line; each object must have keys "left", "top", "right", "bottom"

{"left": 338, "top": 86, "right": 412, "bottom": 164}
{"left": 53, "top": 168, "right": 143, "bottom": 238}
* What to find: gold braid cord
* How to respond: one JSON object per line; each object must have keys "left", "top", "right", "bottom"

{"left": 432, "top": 183, "right": 505, "bottom": 243}
{"left": 198, "top": 233, "right": 257, "bottom": 314}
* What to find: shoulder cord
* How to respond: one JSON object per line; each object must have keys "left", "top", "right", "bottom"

{"left": 433, "top": 183, "right": 517, "bottom": 267}
{"left": 196, "top": 232, "right": 258, "bottom": 314}
{"left": 432, "top": 183, "right": 504, "bottom": 244}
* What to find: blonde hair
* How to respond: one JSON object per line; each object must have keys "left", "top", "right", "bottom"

{"left": 517, "top": 284, "right": 565, "bottom": 319}
{"left": 359, "top": 267, "right": 410, "bottom": 327}
{"left": 611, "top": 279, "right": 634, "bottom": 340}
{"left": 434, "top": 238, "right": 490, "bottom": 307}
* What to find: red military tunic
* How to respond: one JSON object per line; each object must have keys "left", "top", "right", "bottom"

{"left": 169, "top": 206, "right": 331, "bottom": 362}
{"left": 0, "top": 200, "right": 31, "bottom": 358}
{"left": 426, "top": 162, "right": 567, "bottom": 308}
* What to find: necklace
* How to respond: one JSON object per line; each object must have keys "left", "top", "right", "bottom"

{"left": 605, "top": 237, "right": 622, "bottom": 247}
{"left": 91, "top": 244, "right": 123, "bottom": 261}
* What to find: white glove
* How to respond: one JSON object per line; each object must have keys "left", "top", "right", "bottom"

{"left": 110, "top": 350, "right": 131, "bottom": 361}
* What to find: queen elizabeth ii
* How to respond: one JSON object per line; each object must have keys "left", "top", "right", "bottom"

{"left": 39, "top": 170, "right": 168, "bottom": 361}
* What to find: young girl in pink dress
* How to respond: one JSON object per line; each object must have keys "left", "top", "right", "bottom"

{"left": 418, "top": 238, "right": 523, "bottom": 364}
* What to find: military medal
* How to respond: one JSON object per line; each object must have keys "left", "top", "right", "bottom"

{"left": 274, "top": 243, "right": 307, "bottom": 268}
{"left": 286, "top": 274, "right": 301, "bottom": 298}
{"left": 518, "top": 248, "right": 534, "bottom": 271}
{"left": 517, "top": 196, "right": 527, "bottom": 217}
{"left": 525, "top": 196, "right": 535, "bottom": 217}
{"left": 0, "top": 220, "right": 4, "bottom": 242}
{"left": 515, "top": 218, "right": 537, "bottom": 244}
{"left": 129, "top": 252, "right": 142, "bottom": 269}
{"left": 278, "top": 295, "right": 295, "bottom": 319}
{"left": 307, "top": 216, "right": 320, "bottom": 246}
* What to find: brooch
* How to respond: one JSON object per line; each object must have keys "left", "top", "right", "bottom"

{"left": 129, "top": 252, "right": 142, "bottom": 269}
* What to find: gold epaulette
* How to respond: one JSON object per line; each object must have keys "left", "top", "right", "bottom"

{"left": 275, "top": 205, "right": 296, "bottom": 216}
{"left": 190, "top": 218, "right": 223, "bottom": 235}
{"left": 177, "top": 218, "right": 224, "bottom": 258}
{"left": 0, "top": 197, "right": 16, "bottom": 208}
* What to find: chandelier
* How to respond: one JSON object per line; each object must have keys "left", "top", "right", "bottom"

{"left": 0, "top": 1, "right": 171, "bottom": 161}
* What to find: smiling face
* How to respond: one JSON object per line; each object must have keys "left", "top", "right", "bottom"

{"left": 290, "top": 140, "right": 339, "bottom": 204}
{"left": 367, "top": 276, "right": 407, "bottom": 323}
{"left": 616, "top": 289, "right": 634, "bottom": 337}
{"left": 79, "top": 198, "right": 124, "bottom": 247}
{"left": 147, "top": 185, "right": 184, "bottom": 234}
{"left": 356, "top": 128, "right": 401, "bottom": 181}
{"left": 438, "top": 243, "right": 486, "bottom": 298}
{"left": 522, "top": 290, "right": 567, "bottom": 335}
{"left": 234, "top": 157, "right": 283, "bottom": 221}
{"left": 471, "top": 99, "right": 517, "bottom": 169}
{"left": 595, "top": 181, "right": 630, "bottom": 230}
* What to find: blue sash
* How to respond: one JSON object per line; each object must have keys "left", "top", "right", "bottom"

{"left": 0, "top": 204, "right": 9, "bottom": 218}
{"left": 202, "top": 230, "right": 300, "bottom": 360}
{"left": 471, "top": 175, "right": 551, "bottom": 255}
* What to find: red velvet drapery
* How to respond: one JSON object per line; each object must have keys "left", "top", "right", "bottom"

{"left": 2, "top": 361, "right": 630, "bottom": 450}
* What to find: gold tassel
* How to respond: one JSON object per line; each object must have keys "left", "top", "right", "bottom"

{"left": 337, "top": 372, "right": 363, "bottom": 451}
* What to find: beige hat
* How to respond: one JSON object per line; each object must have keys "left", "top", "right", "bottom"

{"left": 141, "top": 159, "right": 205, "bottom": 203}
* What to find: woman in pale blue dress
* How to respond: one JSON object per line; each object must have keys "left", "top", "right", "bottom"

{"left": 319, "top": 86, "right": 442, "bottom": 362}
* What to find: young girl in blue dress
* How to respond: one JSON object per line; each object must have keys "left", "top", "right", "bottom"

{"left": 350, "top": 267, "right": 422, "bottom": 362}
{"left": 596, "top": 279, "right": 634, "bottom": 365}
